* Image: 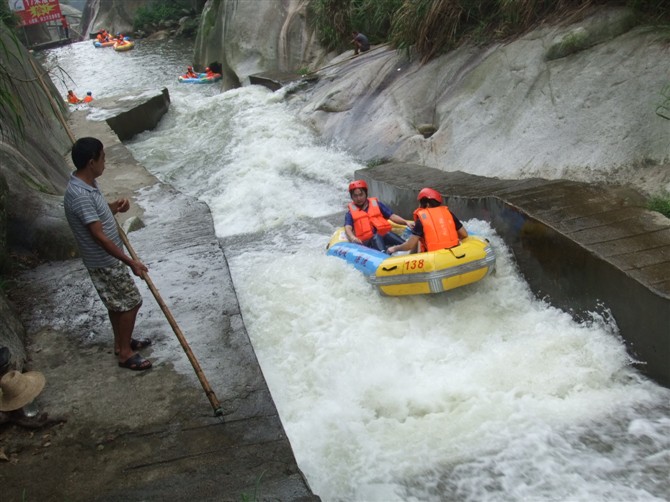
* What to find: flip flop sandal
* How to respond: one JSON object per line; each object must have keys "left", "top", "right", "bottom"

{"left": 114, "top": 338, "right": 152, "bottom": 356}
{"left": 118, "top": 353, "right": 152, "bottom": 371}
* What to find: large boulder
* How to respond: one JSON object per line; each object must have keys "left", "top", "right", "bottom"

{"left": 0, "top": 26, "right": 74, "bottom": 265}
{"left": 95, "top": 88, "right": 171, "bottom": 141}
{"left": 0, "top": 25, "right": 73, "bottom": 372}
{"left": 79, "top": 0, "right": 153, "bottom": 37}
{"left": 0, "top": 147, "right": 76, "bottom": 261}
{"left": 194, "top": 0, "right": 332, "bottom": 90}
{"left": 80, "top": 0, "right": 206, "bottom": 39}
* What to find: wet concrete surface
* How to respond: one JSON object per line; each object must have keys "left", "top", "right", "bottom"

{"left": 363, "top": 163, "right": 670, "bottom": 387}
{"left": 1, "top": 102, "right": 318, "bottom": 501}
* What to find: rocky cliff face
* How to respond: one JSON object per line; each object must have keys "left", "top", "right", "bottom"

{"left": 290, "top": 7, "right": 670, "bottom": 197}
{"left": 79, "top": 0, "right": 153, "bottom": 37}
{"left": 191, "top": 4, "right": 668, "bottom": 196}
{"left": 79, "top": 0, "right": 207, "bottom": 39}
{"left": 0, "top": 27, "right": 75, "bottom": 266}
{"left": 193, "top": 0, "right": 332, "bottom": 90}
{"left": 0, "top": 26, "right": 76, "bottom": 369}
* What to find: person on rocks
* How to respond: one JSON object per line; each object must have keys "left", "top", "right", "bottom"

{"left": 0, "top": 368, "right": 66, "bottom": 429}
{"left": 344, "top": 179, "right": 413, "bottom": 253}
{"left": 66, "top": 90, "right": 82, "bottom": 104}
{"left": 64, "top": 137, "right": 152, "bottom": 371}
{"left": 351, "top": 31, "right": 370, "bottom": 55}
{"left": 387, "top": 187, "right": 468, "bottom": 255}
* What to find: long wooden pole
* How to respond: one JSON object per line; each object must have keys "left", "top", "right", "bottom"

{"left": 116, "top": 221, "right": 223, "bottom": 417}
{"left": 28, "top": 57, "right": 76, "bottom": 145}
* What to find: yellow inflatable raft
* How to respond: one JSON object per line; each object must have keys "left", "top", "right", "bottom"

{"left": 113, "top": 41, "right": 135, "bottom": 52}
{"left": 326, "top": 226, "right": 495, "bottom": 296}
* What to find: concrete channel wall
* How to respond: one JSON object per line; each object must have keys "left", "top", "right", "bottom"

{"left": 360, "top": 163, "right": 670, "bottom": 388}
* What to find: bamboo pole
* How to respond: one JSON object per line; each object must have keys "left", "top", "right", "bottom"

{"left": 116, "top": 221, "right": 224, "bottom": 417}
{"left": 28, "top": 57, "right": 76, "bottom": 145}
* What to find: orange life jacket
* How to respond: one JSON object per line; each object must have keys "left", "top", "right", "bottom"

{"left": 349, "top": 197, "right": 392, "bottom": 241}
{"left": 83, "top": 96, "right": 92, "bottom": 103}
{"left": 413, "top": 206, "right": 460, "bottom": 252}
{"left": 67, "top": 94, "right": 79, "bottom": 104}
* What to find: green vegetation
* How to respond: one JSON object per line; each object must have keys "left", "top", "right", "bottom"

{"left": 366, "top": 157, "right": 392, "bottom": 168}
{"left": 648, "top": 194, "right": 670, "bottom": 218}
{"left": 309, "top": 0, "right": 670, "bottom": 63}
{"left": 133, "top": 0, "right": 194, "bottom": 32}
{"left": 308, "top": 0, "right": 403, "bottom": 51}
{"left": 239, "top": 470, "right": 265, "bottom": 502}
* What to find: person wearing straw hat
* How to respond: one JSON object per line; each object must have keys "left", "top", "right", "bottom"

{"left": 0, "top": 370, "right": 45, "bottom": 413}
{"left": 0, "top": 370, "right": 67, "bottom": 428}
{"left": 64, "top": 137, "right": 152, "bottom": 371}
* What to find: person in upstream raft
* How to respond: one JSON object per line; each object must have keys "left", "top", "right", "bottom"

{"left": 66, "top": 90, "right": 82, "bottom": 104}
{"left": 344, "top": 179, "right": 413, "bottom": 252}
{"left": 387, "top": 187, "right": 468, "bottom": 255}
{"left": 64, "top": 137, "right": 153, "bottom": 371}
{"left": 184, "top": 66, "right": 199, "bottom": 78}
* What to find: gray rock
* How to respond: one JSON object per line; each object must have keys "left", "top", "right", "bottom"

{"left": 96, "top": 88, "right": 171, "bottom": 141}
{"left": 194, "top": 0, "right": 332, "bottom": 90}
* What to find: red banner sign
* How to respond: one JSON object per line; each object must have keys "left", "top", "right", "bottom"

{"left": 9, "top": 0, "right": 63, "bottom": 27}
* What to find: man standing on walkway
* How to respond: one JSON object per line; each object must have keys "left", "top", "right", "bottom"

{"left": 64, "top": 137, "right": 152, "bottom": 371}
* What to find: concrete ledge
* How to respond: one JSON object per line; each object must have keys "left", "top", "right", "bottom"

{"left": 360, "top": 163, "right": 670, "bottom": 387}
{"left": 90, "top": 88, "right": 171, "bottom": 141}
{"left": 249, "top": 71, "right": 305, "bottom": 91}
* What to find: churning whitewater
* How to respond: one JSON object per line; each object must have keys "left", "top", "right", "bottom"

{"left": 42, "top": 39, "right": 670, "bottom": 502}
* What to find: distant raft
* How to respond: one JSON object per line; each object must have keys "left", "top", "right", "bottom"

{"left": 326, "top": 226, "right": 496, "bottom": 296}
{"left": 178, "top": 73, "right": 222, "bottom": 84}
{"left": 113, "top": 40, "right": 135, "bottom": 52}
{"left": 94, "top": 36, "right": 130, "bottom": 48}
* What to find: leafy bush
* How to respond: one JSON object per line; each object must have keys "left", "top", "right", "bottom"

{"left": 133, "top": 0, "right": 193, "bottom": 32}
{"left": 308, "top": 0, "right": 670, "bottom": 63}
{"left": 308, "top": 0, "right": 403, "bottom": 51}
{"left": 648, "top": 195, "right": 670, "bottom": 218}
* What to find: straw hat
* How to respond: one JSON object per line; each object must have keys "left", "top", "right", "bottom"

{"left": 0, "top": 370, "right": 46, "bottom": 411}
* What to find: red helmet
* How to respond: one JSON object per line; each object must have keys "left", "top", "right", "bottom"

{"left": 348, "top": 180, "right": 368, "bottom": 192}
{"left": 417, "top": 187, "right": 442, "bottom": 204}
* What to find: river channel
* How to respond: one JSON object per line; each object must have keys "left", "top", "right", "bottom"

{"left": 38, "top": 38, "right": 670, "bottom": 502}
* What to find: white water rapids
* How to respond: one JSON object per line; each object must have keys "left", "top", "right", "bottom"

{"left": 40, "top": 39, "right": 670, "bottom": 501}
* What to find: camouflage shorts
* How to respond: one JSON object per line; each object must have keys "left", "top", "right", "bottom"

{"left": 88, "top": 262, "right": 143, "bottom": 312}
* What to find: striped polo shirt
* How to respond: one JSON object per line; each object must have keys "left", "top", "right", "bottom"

{"left": 64, "top": 173, "right": 121, "bottom": 269}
